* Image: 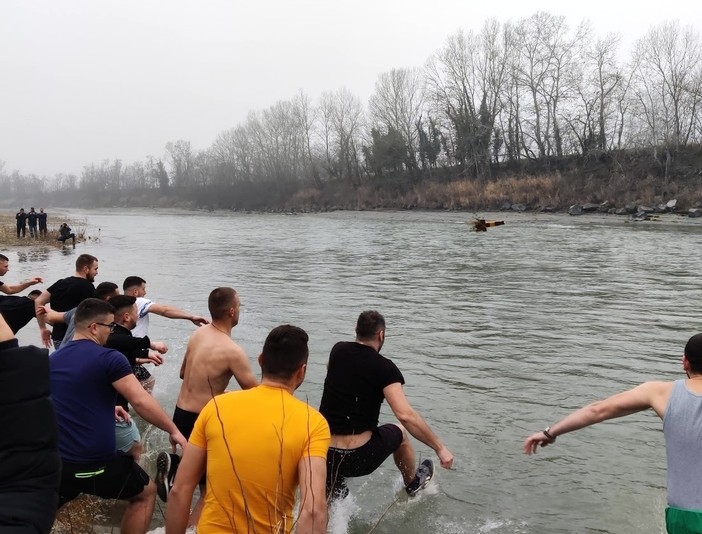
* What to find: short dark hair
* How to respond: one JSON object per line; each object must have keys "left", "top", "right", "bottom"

{"left": 685, "top": 334, "right": 702, "bottom": 374}
{"left": 123, "top": 276, "right": 146, "bottom": 291}
{"left": 0, "top": 254, "right": 8, "bottom": 262}
{"left": 355, "top": 310, "right": 385, "bottom": 340}
{"left": 260, "top": 325, "right": 309, "bottom": 380}
{"left": 76, "top": 254, "right": 97, "bottom": 271}
{"left": 95, "top": 281, "right": 119, "bottom": 301}
{"left": 28, "top": 289, "right": 41, "bottom": 298}
{"left": 74, "top": 298, "right": 115, "bottom": 328}
{"left": 109, "top": 295, "right": 136, "bottom": 315}
{"left": 208, "top": 287, "right": 237, "bottom": 320}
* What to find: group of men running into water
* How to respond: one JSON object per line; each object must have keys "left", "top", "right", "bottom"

{"left": 3, "top": 249, "right": 702, "bottom": 534}
{"left": 0, "top": 252, "right": 454, "bottom": 534}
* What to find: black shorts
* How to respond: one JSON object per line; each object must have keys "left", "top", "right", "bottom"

{"left": 58, "top": 454, "right": 150, "bottom": 507}
{"left": 173, "top": 406, "right": 205, "bottom": 485}
{"left": 173, "top": 405, "right": 199, "bottom": 440}
{"left": 326, "top": 424, "right": 403, "bottom": 492}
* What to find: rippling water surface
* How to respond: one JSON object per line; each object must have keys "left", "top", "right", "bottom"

{"left": 10, "top": 208, "right": 702, "bottom": 533}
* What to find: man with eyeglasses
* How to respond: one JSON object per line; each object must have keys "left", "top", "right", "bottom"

{"left": 50, "top": 298, "right": 186, "bottom": 534}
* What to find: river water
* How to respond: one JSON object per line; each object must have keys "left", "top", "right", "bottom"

{"left": 8, "top": 208, "right": 702, "bottom": 534}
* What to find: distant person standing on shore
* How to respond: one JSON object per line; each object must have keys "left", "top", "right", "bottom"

{"left": 38, "top": 208, "right": 48, "bottom": 237}
{"left": 27, "top": 208, "right": 38, "bottom": 238}
{"left": 15, "top": 208, "right": 27, "bottom": 238}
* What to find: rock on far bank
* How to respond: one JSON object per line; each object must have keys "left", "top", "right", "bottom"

{"left": 689, "top": 208, "right": 702, "bottom": 218}
{"left": 568, "top": 204, "right": 583, "bottom": 215}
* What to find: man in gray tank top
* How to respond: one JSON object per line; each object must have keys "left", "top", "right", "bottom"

{"left": 523, "top": 333, "right": 702, "bottom": 533}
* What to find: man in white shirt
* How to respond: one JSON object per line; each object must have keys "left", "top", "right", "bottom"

{"left": 122, "top": 276, "right": 208, "bottom": 337}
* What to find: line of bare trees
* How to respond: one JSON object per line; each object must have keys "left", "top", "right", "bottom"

{"left": 3, "top": 14, "right": 702, "bottom": 206}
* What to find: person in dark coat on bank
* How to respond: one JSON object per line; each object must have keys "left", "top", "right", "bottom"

{"left": 27, "top": 208, "right": 39, "bottom": 238}
{"left": 0, "top": 313, "right": 61, "bottom": 533}
{"left": 15, "top": 208, "right": 27, "bottom": 238}
{"left": 38, "top": 208, "right": 48, "bottom": 237}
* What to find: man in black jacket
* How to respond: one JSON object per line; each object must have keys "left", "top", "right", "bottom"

{"left": 105, "top": 295, "right": 168, "bottom": 458}
{"left": 0, "top": 314, "right": 60, "bottom": 533}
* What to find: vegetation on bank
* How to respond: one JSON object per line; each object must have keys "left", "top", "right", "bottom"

{"left": 0, "top": 214, "right": 88, "bottom": 248}
{"left": 3, "top": 14, "right": 702, "bottom": 213}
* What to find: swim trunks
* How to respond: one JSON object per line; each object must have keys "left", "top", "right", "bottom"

{"left": 326, "top": 423, "right": 403, "bottom": 497}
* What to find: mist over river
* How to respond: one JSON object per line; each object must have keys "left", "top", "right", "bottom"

{"left": 10, "top": 208, "right": 702, "bottom": 534}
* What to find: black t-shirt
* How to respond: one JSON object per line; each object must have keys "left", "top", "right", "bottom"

{"left": 47, "top": 276, "right": 95, "bottom": 341}
{"left": 0, "top": 295, "right": 36, "bottom": 333}
{"left": 27, "top": 212, "right": 38, "bottom": 225}
{"left": 319, "top": 341, "right": 405, "bottom": 434}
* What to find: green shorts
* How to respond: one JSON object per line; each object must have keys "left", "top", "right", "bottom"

{"left": 666, "top": 506, "right": 702, "bottom": 533}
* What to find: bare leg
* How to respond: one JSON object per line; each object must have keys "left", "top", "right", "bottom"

{"left": 121, "top": 480, "right": 156, "bottom": 534}
{"left": 391, "top": 425, "right": 416, "bottom": 486}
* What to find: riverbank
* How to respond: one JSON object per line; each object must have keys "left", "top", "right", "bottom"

{"left": 0, "top": 213, "right": 89, "bottom": 248}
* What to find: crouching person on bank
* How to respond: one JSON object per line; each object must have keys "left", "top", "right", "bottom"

{"left": 166, "top": 325, "right": 330, "bottom": 534}
{"left": 50, "top": 298, "right": 187, "bottom": 534}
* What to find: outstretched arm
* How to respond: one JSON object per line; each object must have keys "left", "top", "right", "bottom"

{"left": 0, "top": 276, "right": 43, "bottom": 295}
{"left": 384, "top": 382, "right": 454, "bottom": 469}
{"left": 147, "top": 302, "right": 209, "bottom": 327}
{"left": 523, "top": 381, "right": 674, "bottom": 455}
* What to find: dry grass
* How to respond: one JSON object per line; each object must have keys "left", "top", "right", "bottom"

{"left": 0, "top": 213, "right": 88, "bottom": 248}
{"left": 51, "top": 495, "right": 111, "bottom": 534}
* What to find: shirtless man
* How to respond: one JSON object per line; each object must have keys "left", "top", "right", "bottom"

{"left": 155, "top": 287, "right": 258, "bottom": 525}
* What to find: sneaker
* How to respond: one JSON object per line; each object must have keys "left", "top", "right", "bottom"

{"left": 405, "top": 458, "right": 434, "bottom": 496}
{"left": 156, "top": 451, "right": 180, "bottom": 502}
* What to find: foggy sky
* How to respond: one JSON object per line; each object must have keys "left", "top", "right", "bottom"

{"left": 1, "top": 0, "right": 699, "bottom": 177}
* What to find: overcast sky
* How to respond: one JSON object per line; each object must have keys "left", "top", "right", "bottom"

{"left": 1, "top": 0, "right": 700, "bottom": 177}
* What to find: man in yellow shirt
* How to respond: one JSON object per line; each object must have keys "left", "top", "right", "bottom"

{"left": 165, "top": 324, "right": 330, "bottom": 534}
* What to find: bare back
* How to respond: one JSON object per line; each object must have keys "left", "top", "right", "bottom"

{"left": 176, "top": 324, "right": 258, "bottom": 413}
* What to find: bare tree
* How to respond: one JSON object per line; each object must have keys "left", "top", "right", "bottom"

{"left": 368, "top": 67, "right": 425, "bottom": 170}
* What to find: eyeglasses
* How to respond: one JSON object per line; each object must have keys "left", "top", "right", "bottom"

{"left": 94, "top": 322, "right": 116, "bottom": 333}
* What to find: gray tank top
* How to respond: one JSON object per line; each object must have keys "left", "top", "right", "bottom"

{"left": 663, "top": 379, "right": 702, "bottom": 510}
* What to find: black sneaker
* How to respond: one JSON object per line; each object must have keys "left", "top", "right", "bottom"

{"left": 405, "top": 458, "right": 434, "bottom": 496}
{"left": 156, "top": 451, "right": 180, "bottom": 502}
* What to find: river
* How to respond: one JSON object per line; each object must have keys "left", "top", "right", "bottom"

{"left": 9, "top": 208, "right": 702, "bottom": 533}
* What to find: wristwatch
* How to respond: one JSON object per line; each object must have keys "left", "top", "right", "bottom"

{"left": 543, "top": 427, "right": 556, "bottom": 442}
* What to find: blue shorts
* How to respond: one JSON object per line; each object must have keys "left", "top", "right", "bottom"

{"left": 115, "top": 419, "right": 141, "bottom": 453}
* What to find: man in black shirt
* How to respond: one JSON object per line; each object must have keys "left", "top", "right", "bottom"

{"left": 27, "top": 207, "right": 39, "bottom": 238}
{"left": 34, "top": 254, "right": 98, "bottom": 348}
{"left": 319, "top": 310, "right": 454, "bottom": 499}
{"left": 0, "top": 314, "right": 60, "bottom": 534}
{"left": 38, "top": 208, "right": 48, "bottom": 237}
{"left": 105, "top": 295, "right": 168, "bottom": 458}
{"left": 15, "top": 208, "right": 27, "bottom": 238}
